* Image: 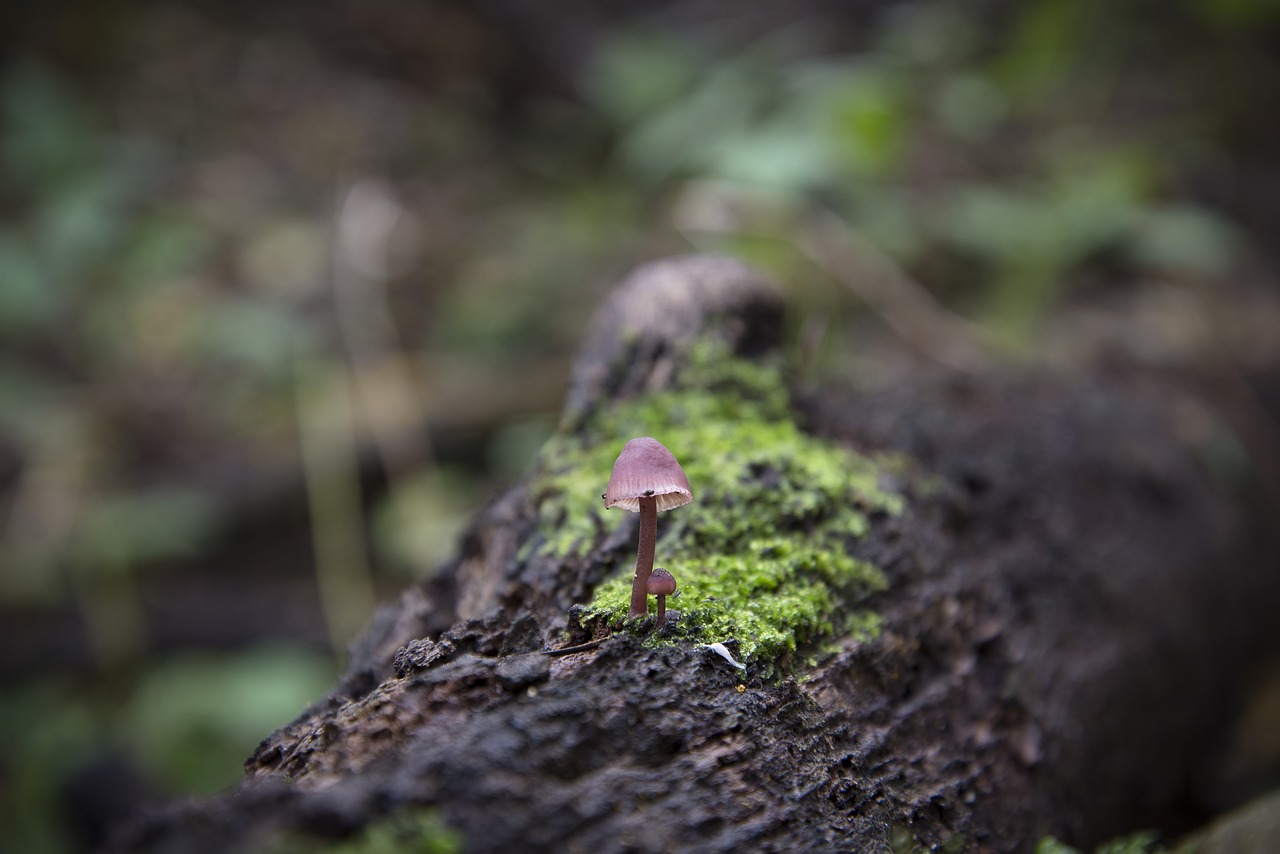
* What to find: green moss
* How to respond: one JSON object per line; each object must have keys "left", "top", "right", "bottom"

{"left": 262, "top": 809, "right": 461, "bottom": 854}
{"left": 527, "top": 339, "right": 904, "bottom": 666}
{"left": 1035, "top": 832, "right": 1164, "bottom": 854}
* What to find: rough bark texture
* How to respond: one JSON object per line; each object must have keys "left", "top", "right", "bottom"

{"left": 111, "top": 256, "right": 1279, "bottom": 853}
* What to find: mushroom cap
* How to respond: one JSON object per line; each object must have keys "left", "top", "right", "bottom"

{"left": 604, "top": 437, "right": 692, "bottom": 512}
{"left": 646, "top": 568, "right": 677, "bottom": 596}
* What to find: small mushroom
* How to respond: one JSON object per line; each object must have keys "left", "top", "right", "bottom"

{"left": 604, "top": 437, "right": 692, "bottom": 620}
{"left": 646, "top": 568, "right": 677, "bottom": 629}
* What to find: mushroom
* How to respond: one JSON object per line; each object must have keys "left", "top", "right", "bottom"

{"left": 646, "top": 568, "right": 677, "bottom": 629}
{"left": 603, "top": 437, "right": 692, "bottom": 621}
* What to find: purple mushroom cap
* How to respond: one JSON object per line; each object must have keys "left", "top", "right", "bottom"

{"left": 604, "top": 437, "right": 692, "bottom": 512}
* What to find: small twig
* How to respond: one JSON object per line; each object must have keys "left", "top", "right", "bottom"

{"left": 294, "top": 359, "right": 376, "bottom": 656}
{"left": 332, "top": 178, "right": 434, "bottom": 478}
{"left": 541, "top": 639, "right": 606, "bottom": 656}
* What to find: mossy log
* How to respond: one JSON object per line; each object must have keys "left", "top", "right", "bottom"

{"left": 113, "top": 256, "right": 1280, "bottom": 853}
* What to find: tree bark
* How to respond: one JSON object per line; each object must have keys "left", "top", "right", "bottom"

{"left": 111, "top": 256, "right": 1280, "bottom": 853}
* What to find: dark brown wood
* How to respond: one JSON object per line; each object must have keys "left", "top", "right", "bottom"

{"left": 110, "top": 256, "right": 1280, "bottom": 854}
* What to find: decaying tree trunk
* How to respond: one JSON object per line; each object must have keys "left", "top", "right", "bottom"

{"left": 112, "top": 256, "right": 1279, "bottom": 853}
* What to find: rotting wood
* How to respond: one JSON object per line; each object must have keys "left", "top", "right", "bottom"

{"left": 111, "top": 256, "right": 1280, "bottom": 854}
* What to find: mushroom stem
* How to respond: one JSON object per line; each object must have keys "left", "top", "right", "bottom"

{"left": 628, "top": 495, "right": 657, "bottom": 619}
{"left": 655, "top": 594, "right": 667, "bottom": 630}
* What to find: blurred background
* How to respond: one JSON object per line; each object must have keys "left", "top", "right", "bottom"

{"left": 1, "top": 1, "right": 1278, "bottom": 850}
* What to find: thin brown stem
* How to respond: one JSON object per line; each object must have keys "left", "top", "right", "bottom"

{"left": 541, "top": 639, "right": 605, "bottom": 656}
{"left": 655, "top": 595, "right": 667, "bottom": 630}
{"left": 628, "top": 496, "right": 657, "bottom": 619}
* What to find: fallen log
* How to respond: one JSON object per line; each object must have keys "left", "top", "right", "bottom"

{"left": 113, "top": 256, "right": 1280, "bottom": 853}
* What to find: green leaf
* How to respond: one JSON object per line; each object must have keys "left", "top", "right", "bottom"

{"left": 584, "top": 31, "right": 700, "bottom": 126}
{"left": 0, "top": 234, "right": 57, "bottom": 333}
{"left": 1131, "top": 205, "right": 1238, "bottom": 276}
{"left": 125, "top": 647, "right": 336, "bottom": 793}
{"left": 71, "top": 487, "right": 217, "bottom": 574}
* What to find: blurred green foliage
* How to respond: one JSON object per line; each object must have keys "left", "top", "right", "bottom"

{"left": 1035, "top": 830, "right": 1164, "bottom": 854}
{"left": 373, "top": 466, "right": 480, "bottom": 576}
{"left": 0, "top": 0, "right": 1276, "bottom": 850}
{"left": 583, "top": 2, "right": 1253, "bottom": 351}
{"left": 0, "top": 63, "right": 208, "bottom": 346}
{"left": 124, "top": 646, "right": 336, "bottom": 793}
{"left": 264, "top": 808, "right": 461, "bottom": 854}
{"left": 0, "top": 679, "right": 101, "bottom": 853}
{"left": 1, "top": 61, "right": 219, "bottom": 603}
{"left": 0, "top": 647, "right": 334, "bottom": 852}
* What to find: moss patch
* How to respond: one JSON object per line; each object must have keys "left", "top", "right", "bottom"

{"left": 1034, "top": 831, "right": 1164, "bottom": 854}
{"left": 263, "top": 808, "right": 461, "bottom": 854}
{"left": 528, "top": 339, "right": 904, "bottom": 665}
